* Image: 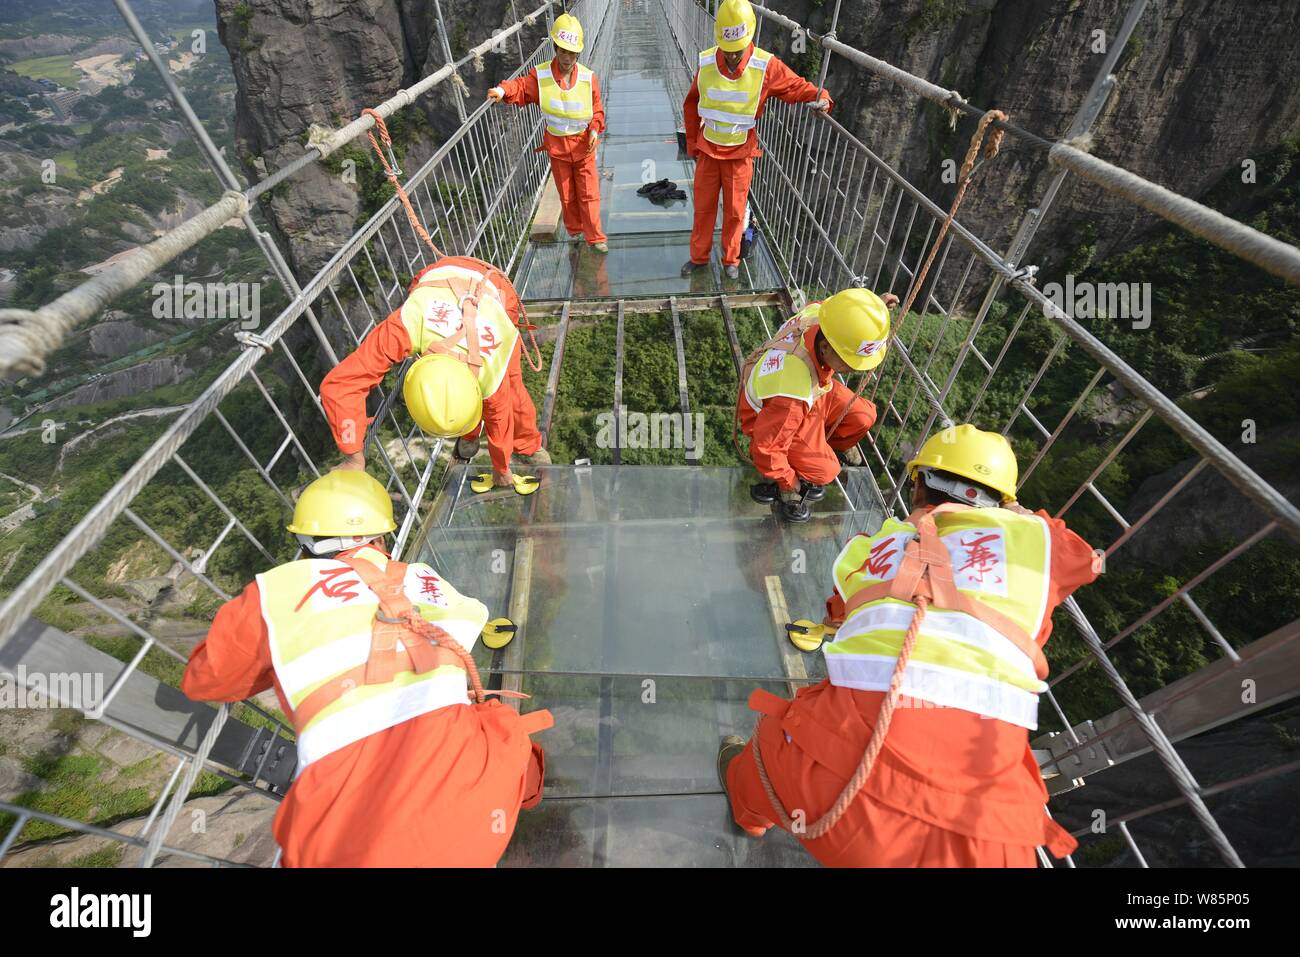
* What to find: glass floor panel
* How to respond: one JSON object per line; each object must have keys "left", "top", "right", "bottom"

{"left": 413, "top": 466, "right": 883, "bottom": 865}
{"left": 515, "top": 232, "right": 785, "bottom": 299}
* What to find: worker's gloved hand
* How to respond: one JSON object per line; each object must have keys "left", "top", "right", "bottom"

{"left": 587, "top": 129, "right": 599, "bottom": 153}
{"left": 882, "top": 292, "right": 900, "bottom": 309}
{"left": 494, "top": 469, "right": 515, "bottom": 488}
{"left": 811, "top": 99, "right": 831, "bottom": 112}
{"left": 336, "top": 451, "right": 366, "bottom": 472}
{"left": 487, "top": 86, "right": 505, "bottom": 103}
{"left": 1004, "top": 500, "right": 1034, "bottom": 516}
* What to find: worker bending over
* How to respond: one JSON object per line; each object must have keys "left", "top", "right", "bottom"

{"left": 182, "top": 470, "right": 552, "bottom": 866}
{"left": 719, "top": 426, "right": 1101, "bottom": 866}
{"left": 682, "top": 0, "right": 831, "bottom": 280}
{"left": 739, "top": 287, "right": 895, "bottom": 522}
{"left": 320, "top": 255, "right": 549, "bottom": 495}
{"left": 490, "top": 13, "right": 608, "bottom": 252}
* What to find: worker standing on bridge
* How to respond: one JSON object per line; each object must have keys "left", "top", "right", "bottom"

{"left": 739, "top": 287, "right": 895, "bottom": 522}
{"left": 489, "top": 13, "right": 608, "bottom": 253}
{"left": 181, "top": 470, "right": 552, "bottom": 866}
{"left": 719, "top": 425, "right": 1101, "bottom": 866}
{"left": 682, "top": 0, "right": 832, "bottom": 280}
{"left": 320, "top": 255, "right": 550, "bottom": 495}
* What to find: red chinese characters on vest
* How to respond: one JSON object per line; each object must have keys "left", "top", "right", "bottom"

{"left": 295, "top": 566, "right": 363, "bottom": 613}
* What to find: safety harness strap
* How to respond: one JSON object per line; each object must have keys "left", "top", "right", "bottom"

{"left": 841, "top": 504, "right": 1049, "bottom": 680}
{"left": 412, "top": 274, "right": 485, "bottom": 370}
{"left": 288, "top": 554, "right": 472, "bottom": 731}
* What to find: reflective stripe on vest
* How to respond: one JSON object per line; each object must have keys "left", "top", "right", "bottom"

{"left": 537, "top": 61, "right": 594, "bottom": 136}
{"left": 258, "top": 545, "right": 489, "bottom": 770}
{"left": 400, "top": 264, "right": 519, "bottom": 398}
{"left": 825, "top": 507, "right": 1053, "bottom": 728}
{"left": 697, "top": 46, "right": 770, "bottom": 146}
{"left": 743, "top": 303, "right": 831, "bottom": 413}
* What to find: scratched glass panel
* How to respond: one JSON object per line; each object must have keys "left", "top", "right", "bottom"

{"left": 500, "top": 794, "right": 815, "bottom": 867}
{"left": 417, "top": 466, "right": 884, "bottom": 681}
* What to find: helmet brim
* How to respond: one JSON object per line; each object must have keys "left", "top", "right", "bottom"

{"left": 717, "top": 36, "right": 752, "bottom": 53}
{"left": 553, "top": 38, "right": 583, "bottom": 53}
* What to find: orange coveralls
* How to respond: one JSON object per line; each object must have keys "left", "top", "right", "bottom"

{"left": 180, "top": 545, "right": 547, "bottom": 867}
{"left": 738, "top": 325, "right": 876, "bottom": 491}
{"left": 684, "top": 47, "right": 832, "bottom": 267}
{"left": 726, "top": 509, "right": 1101, "bottom": 867}
{"left": 319, "top": 256, "right": 543, "bottom": 478}
{"left": 499, "top": 64, "right": 607, "bottom": 244}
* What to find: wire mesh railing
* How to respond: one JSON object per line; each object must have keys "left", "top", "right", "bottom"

{"left": 659, "top": 0, "right": 1300, "bottom": 867}
{"left": 0, "top": 0, "right": 617, "bottom": 867}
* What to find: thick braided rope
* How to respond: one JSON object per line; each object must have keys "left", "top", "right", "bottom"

{"left": 752, "top": 596, "right": 929, "bottom": 840}
{"left": 402, "top": 613, "right": 487, "bottom": 705}
{"left": 828, "top": 109, "right": 1008, "bottom": 438}
{"left": 362, "top": 108, "right": 444, "bottom": 259}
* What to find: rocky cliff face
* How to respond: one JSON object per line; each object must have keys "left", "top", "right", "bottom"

{"left": 766, "top": 0, "right": 1300, "bottom": 269}
{"left": 215, "top": 0, "right": 548, "bottom": 277}
{"left": 214, "top": 0, "right": 1300, "bottom": 281}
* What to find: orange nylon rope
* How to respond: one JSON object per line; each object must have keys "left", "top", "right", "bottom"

{"left": 363, "top": 108, "right": 445, "bottom": 260}
{"left": 827, "top": 108, "right": 1008, "bottom": 438}
{"left": 751, "top": 595, "right": 929, "bottom": 841}
{"left": 402, "top": 612, "right": 488, "bottom": 705}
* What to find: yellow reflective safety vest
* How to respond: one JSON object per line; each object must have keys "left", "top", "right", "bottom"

{"left": 697, "top": 45, "right": 771, "bottom": 146}
{"left": 258, "top": 545, "right": 488, "bottom": 770}
{"left": 536, "top": 60, "right": 594, "bottom": 137}
{"left": 826, "top": 505, "right": 1053, "bottom": 729}
{"left": 742, "top": 303, "right": 832, "bottom": 413}
{"left": 400, "top": 262, "right": 519, "bottom": 399}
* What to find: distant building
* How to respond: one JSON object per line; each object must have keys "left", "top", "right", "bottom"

{"left": 45, "top": 90, "right": 82, "bottom": 123}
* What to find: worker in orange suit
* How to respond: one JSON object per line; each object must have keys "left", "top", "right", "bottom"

{"left": 489, "top": 13, "right": 608, "bottom": 252}
{"left": 739, "top": 287, "right": 896, "bottom": 522}
{"left": 320, "top": 254, "right": 550, "bottom": 493}
{"left": 682, "top": 0, "right": 831, "bottom": 280}
{"left": 718, "top": 425, "right": 1103, "bottom": 867}
{"left": 181, "top": 470, "right": 552, "bottom": 867}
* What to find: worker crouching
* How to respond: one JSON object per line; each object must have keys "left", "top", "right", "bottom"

{"left": 320, "top": 255, "right": 550, "bottom": 494}
{"left": 719, "top": 426, "right": 1101, "bottom": 866}
{"left": 490, "top": 13, "right": 608, "bottom": 252}
{"left": 181, "top": 471, "right": 552, "bottom": 866}
{"left": 738, "top": 287, "right": 895, "bottom": 522}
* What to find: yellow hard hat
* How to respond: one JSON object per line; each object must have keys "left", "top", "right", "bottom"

{"left": 715, "top": 0, "right": 757, "bottom": 52}
{"left": 551, "top": 13, "right": 584, "bottom": 53}
{"left": 403, "top": 352, "right": 484, "bottom": 438}
{"left": 817, "top": 287, "right": 891, "bottom": 371}
{"left": 287, "top": 470, "right": 396, "bottom": 537}
{"left": 906, "top": 424, "right": 1019, "bottom": 502}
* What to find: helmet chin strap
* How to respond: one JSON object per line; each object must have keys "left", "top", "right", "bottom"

{"left": 917, "top": 467, "right": 1000, "bottom": 509}
{"left": 297, "top": 533, "right": 382, "bottom": 557}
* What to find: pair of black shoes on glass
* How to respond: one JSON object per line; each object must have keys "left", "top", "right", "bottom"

{"left": 637, "top": 177, "right": 687, "bottom": 204}
{"left": 749, "top": 479, "right": 825, "bottom": 523}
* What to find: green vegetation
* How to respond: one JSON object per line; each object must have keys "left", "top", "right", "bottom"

{"left": 10, "top": 55, "right": 80, "bottom": 88}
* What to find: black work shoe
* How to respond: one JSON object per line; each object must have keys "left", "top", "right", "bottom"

{"left": 454, "top": 436, "right": 481, "bottom": 461}
{"left": 799, "top": 479, "right": 826, "bottom": 502}
{"left": 782, "top": 499, "right": 812, "bottom": 523}
{"left": 717, "top": 735, "right": 746, "bottom": 796}
{"left": 749, "top": 481, "right": 780, "bottom": 504}
{"left": 681, "top": 259, "right": 705, "bottom": 277}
